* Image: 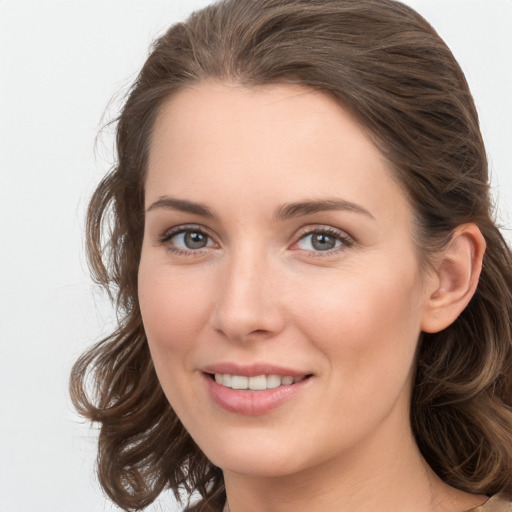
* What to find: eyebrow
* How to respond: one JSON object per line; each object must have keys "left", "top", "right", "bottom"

{"left": 146, "top": 197, "right": 215, "bottom": 217}
{"left": 274, "top": 198, "right": 375, "bottom": 222}
{"left": 146, "top": 196, "right": 374, "bottom": 221}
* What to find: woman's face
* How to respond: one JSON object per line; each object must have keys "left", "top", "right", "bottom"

{"left": 139, "top": 83, "right": 434, "bottom": 478}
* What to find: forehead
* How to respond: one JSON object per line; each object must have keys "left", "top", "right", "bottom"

{"left": 149, "top": 82, "right": 372, "bottom": 160}
{"left": 146, "top": 81, "right": 411, "bottom": 228}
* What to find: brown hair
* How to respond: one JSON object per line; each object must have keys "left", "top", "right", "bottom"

{"left": 70, "top": 0, "right": 512, "bottom": 510}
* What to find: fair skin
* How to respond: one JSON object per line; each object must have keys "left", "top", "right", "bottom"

{"left": 138, "top": 82, "right": 486, "bottom": 512}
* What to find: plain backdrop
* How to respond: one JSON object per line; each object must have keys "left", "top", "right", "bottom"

{"left": 0, "top": 1, "right": 511, "bottom": 511}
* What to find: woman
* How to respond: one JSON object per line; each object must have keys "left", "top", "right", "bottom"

{"left": 70, "top": 0, "right": 512, "bottom": 511}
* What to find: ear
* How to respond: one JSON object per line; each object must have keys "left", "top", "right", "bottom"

{"left": 421, "top": 224, "right": 486, "bottom": 334}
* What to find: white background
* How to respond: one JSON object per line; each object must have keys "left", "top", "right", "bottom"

{"left": 0, "top": 1, "right": 511, "bottom": 511}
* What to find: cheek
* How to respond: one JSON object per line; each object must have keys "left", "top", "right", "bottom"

{"left": 292, "top": 261, "right": 423, "bottom": 377}
{"left": 138, "top": 262, "right": 211, "bottom": 359}
{"left": 138, "top": 260, "right": 218, "bottom": 422}
{"left": 285, "top": 263, "right": 424, "bottom": 444}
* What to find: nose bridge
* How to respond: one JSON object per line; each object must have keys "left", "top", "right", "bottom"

{"left": 212, "top": 241, "right": 283, "bottom": 341}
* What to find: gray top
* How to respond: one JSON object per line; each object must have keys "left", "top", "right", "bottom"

{"left": 221, "top": 493, "right": 512, "bottom": 512}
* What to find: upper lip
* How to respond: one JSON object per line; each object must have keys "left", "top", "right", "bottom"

{"left": 201, "top": 362, "right": 310, "bottom": 377}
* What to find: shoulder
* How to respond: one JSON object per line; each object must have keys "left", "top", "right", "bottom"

{"left": 468, "top": 494, "right": 512, "bottom": 512}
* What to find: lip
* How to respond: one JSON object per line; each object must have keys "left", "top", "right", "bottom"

{"left": 201, "top": 363, "right": 313, "bottom": 416}
{"left": 201, "top": 362, "right": 308, "bottom": 378}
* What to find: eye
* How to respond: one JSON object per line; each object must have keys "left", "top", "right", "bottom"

{"left": 160, "top": 226, "right": 216, "bottom": 253}
{"left": 294, "top": 228, "right": 352, "bottom": 253}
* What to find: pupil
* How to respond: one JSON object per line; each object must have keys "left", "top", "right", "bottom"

{"left": 312, "top": 233, "right": 335, "bottom": 251}
{"left": 185, "top": 231, "right": 207, "bottom": 249}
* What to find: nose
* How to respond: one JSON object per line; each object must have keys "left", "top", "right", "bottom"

{"left": 211, "top": 246, "right": 286, "bottom": 343}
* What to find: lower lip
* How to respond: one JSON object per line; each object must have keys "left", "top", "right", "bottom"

{"left": 203, "top": 374, "right": 311, "bottom": 415}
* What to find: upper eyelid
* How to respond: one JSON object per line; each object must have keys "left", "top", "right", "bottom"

{"left": 294, "top": 224, "right": 353, "bottom": 240}
{"left": 158, "top": 225, "right": 218, "bottom": 255}
{"left": 156, "top": 223, "right": 353, "bottom": 250}
{"left": 160, "top": 224, "right": 213, "bottom": 240}
{"left": 291, "top": 225, "right": 354, "bottom": 252}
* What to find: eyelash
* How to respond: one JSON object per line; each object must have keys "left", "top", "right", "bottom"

{"left": 158, "top": 224, "right": 215, "bottom": 256}
{"left": 293, "top": 226, "right": 354, "bottom": 256}
{"left": 158, "top": 225, "right": 353, "bottom": 257}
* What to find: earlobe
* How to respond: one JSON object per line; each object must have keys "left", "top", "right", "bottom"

{"left": 421, "top": 224, "right": 486, "bottom": 334}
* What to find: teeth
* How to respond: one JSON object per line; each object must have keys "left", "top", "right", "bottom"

{"left": 231, "top": 375, "right": 248, "bottom": 389}
{"left": 266, "top": 375, "right": 281, "bottom": 389}
{"left": 213, "top": 373, "right": 305, "bottom": 390}
{"left": 249, "top": 375, "right": 266, "bottom": 390}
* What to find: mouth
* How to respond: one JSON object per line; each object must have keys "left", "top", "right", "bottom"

{"left": 200, "top": 363, "right": 313, "bottom": 414}
{"left": 208, "top": 373, "right": 310, "bottom": 391}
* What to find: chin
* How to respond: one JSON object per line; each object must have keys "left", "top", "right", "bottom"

{"left": 212, "top": 452, "right": 304, "bottom": 479}
{"left": 191, "top": 426, "right": 318, "bottom": 478}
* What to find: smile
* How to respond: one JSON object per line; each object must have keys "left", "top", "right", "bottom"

{"left": 214, "top": 373, "right": 307, "bottom": 390}
{"left": 203, "top": 368, "right": 313, "bottom": 415}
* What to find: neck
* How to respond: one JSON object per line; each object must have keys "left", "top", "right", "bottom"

{"left": 222, "top": 413, "right": 485, "bottom": 512}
